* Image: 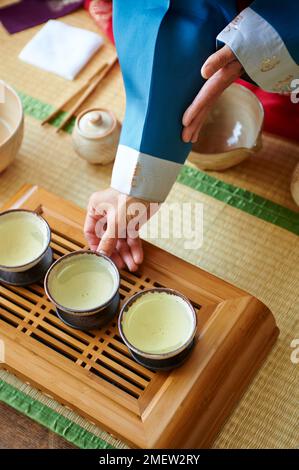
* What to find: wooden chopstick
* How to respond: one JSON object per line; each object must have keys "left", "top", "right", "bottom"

{"left": 41, "top": 62, "right": 108, "bottom": 126}
{"left": 56, "top": 55, "right": 118, "bottom": 133}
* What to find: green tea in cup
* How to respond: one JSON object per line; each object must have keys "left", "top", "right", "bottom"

{"left": 47, "top": 252, "right": 118, "bottom": 311}
{"left": 44, "top": 251, "right": 120, "bottom": 330}
{"left": 0, "top": 209, "right": 50, "bottom": 272}
{"left": 119, "top": 288, "right": 197, "bottom": 370}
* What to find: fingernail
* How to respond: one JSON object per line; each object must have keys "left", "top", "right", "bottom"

{"left": 201, "top": 65, "right": 210, "bottom": 79}
{"left": 182, "top": 132, "right": 190, "bottom": 143}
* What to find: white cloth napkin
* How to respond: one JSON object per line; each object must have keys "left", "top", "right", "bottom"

{"left": 19, "top": 20, "right": 104, "bottom": 80}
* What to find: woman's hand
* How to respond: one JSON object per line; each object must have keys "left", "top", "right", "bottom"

{"left": 84, "top": 188, "right": 156, "bottom": 272}
{"left": 182, "top": 45, "right": 243, "bottom": 143}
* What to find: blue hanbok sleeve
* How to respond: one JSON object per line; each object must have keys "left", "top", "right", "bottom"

{"left": 111, "top": 0, "right": 236, "bottom": 202}
{"left": 217, "top": 0, "right": 299, "bottom": 93}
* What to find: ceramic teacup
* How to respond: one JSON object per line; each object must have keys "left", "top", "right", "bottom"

{"left": 189, "top": 83, "right": 264, "bottom": 171}
{"left": 44, "top": 250, "right": 120, "bottom": 330}
{"left": 119, "top": 288, "right": 197, "bottom": 370}
{"left": 0, "top": 209, "right": 51, "bottom": 273}
{"left": 0, "top": 81, "right": 24, "bottom": 173}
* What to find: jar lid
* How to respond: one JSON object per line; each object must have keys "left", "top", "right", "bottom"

{"left": 78, "top": 109, "right": 115, "bottom": 138}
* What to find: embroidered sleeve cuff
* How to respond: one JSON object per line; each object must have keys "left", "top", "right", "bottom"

{"left": 217, "top": 7, "right": 299, "bottom": 93}
{"left": 110, "top": 145, "right": 182, "bottom": 202}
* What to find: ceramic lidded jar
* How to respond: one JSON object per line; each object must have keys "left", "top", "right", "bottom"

{"left": 72, "top": 108, "right": 120, "bottom": 165}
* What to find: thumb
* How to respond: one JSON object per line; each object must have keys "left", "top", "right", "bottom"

{"left": 201, "top": 45, "right": 236, "bottom": 79}
{"left": 97, "top": 217, "right": 117, "bottom": 257}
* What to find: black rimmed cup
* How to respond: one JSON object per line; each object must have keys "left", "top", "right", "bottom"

{"left": 44, "top": 250, "right": 120, "bottom": 331}
{"left": 118, "top": 288, "right": 197, "bottom": 371}
{"left": 0, "top": 209, "right": 52, "bottom": 286}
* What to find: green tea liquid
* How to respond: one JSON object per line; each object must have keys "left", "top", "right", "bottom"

{"left": 122, "top": 292, "right": 194, "bottom": 354}
{"left": 48, "top": 255, "right": 116, "bottom": 311}
{"left": 0, "top": 212, "right": 46, "bottom": 266}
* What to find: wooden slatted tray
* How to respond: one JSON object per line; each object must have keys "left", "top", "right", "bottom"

{"left": 0, "top": 185, "right": 279, "bottom": 448}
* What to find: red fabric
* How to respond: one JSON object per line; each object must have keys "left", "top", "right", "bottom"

{"left": 84, "top": 0, "right": 299, "bottom": 143}
{"left": 84, "top": 0, "right": 114, "bottom": 44}
{"left": 237, "top": 79, "right": 299, "bottom": 143}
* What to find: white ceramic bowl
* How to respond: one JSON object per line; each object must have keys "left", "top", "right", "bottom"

{"left": 0, "top": 81, "right": 24, "bottom": 173}
{"left": 189, "top": 83, "right": 264, "bottom": 171}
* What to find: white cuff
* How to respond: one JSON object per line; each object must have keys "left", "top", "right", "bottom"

{"left": 217, "top": 7, "right": 299, "bottom": 93}
{"left": 111, "top": 145, "right": 182, "bottom": 202}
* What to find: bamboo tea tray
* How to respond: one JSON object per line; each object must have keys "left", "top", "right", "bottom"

{"left": 0, "top": 185, "right": 279, "bottom": 448}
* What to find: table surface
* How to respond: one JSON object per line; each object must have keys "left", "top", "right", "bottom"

{"left": 0, "top": 402, "right": 74, "bottom": 449}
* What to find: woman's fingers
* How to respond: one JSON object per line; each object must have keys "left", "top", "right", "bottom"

{"left": 201, "top": 45, "right": 236, "bottom": 79}
{"left": 116, "top": 239, "right": 139, "bottom": 272}
{"left": 84, "top": 192, "right": 108, "bottom": 250}
{"left": 127, "top": 236, "right": 144, "bottom": 265}
{"left": 182, "top": 107, "right": 208, "bottom": 143}
{"left": 84, "top": 208, "right": 101, "bottom": 250}
{"left": 183, "top": 60, "right": 242, "bottom": 126}
{"left": 111, "top": 238, "right": 143, "bottom": 272}
{"left": 97, "top": 212, "right": 118, "bottom": 257}
{"left": 110, "top": 250, "right": 125, "bottom": 270}
{"left": 182, "top": 60, "right": 243, "bottom": 142}
{"left": 182, "top": 46, "right": 241, "bottom": 131}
